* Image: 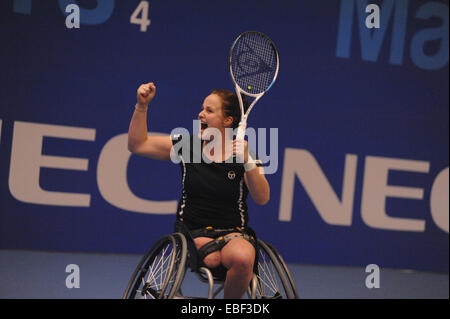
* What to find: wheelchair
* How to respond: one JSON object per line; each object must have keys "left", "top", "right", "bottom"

{"left": 122, "top": 224, "right": 298, "bottom": 299}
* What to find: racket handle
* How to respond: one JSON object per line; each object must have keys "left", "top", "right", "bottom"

{"left": 236, "top": 122, "right": 247, "bottom": 141}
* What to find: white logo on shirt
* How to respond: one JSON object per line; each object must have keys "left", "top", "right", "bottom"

{"left": 228, "top": 171, "right": 236, "bottom": 180}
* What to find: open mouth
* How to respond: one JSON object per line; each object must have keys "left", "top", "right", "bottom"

{"left": 199, "top": 122, "right": 208, "bottom": 140}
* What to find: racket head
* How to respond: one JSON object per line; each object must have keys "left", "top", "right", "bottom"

{"left": 229, "top": 31, "right": 279, "bottom": 96}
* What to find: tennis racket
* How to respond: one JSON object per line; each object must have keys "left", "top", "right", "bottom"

{"left": 229, "top": 31, "right": 279, "bottom": 142}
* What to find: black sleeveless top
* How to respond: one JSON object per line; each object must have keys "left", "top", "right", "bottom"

{"left": 171, "top": 134, "right": 250, "bottom": 230}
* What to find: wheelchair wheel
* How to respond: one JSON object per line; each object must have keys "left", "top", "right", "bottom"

{"left": 255, "top": 240, "right": 297, "bottom": 299}
{"left": 264, "top": 242, "right": 299, "bottom": 298}
{"left": 122, "top": 233, "right": 187, "bottom": 299}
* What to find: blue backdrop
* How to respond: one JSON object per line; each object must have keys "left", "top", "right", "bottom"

{"left": 0, "top": 0, "right": 448, "bottom": 273}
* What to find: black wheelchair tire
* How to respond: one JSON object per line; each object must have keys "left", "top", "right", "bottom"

{"left": 122, "top": 233, "right": 187, "bottom": 299}
{"left": 256, "top": 240, "right": 296, "bottom": 299}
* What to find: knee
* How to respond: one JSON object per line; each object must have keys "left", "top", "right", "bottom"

{"left": 227, "top": 253, "right": 254, "bottom": 274}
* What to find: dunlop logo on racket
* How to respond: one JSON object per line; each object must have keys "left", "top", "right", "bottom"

{"left": 229, "top": 31, "right": 279, "bottom": 142}
{"left": 234, "top": 41, "right": 274, "bottom": 86}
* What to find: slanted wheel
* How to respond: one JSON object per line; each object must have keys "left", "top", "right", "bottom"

{"left": 255, "top": 240, "right": 297, "bottom": 299}
{"left": 122, "top": 233, "right": 187, "bottom": 299}
{"left": 264, "top": 241, "right": 299, "bottom": 298}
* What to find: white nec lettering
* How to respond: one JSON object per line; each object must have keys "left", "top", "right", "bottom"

{"left": 361, "top": 156, "right": 429, "bottom": 231}
{"left": 279, "top": 149, "right": 357, "bottom": 226}
{"left": 97, "top": 133, "right": 177, "bottom": 214}
{"left": 7, "top": 121, "right": 177, "bottom": 214}
{"left": 3, "top": 120, "right": 448, "bottom": 232}
{"left": 430, "top": 167, "right": 449, "bottom": 233}
{"left": 279, "top": 148, "right": 448, "bottom": 233}
{"left": 9, "top": 121, "right": 95, "bottom": 206}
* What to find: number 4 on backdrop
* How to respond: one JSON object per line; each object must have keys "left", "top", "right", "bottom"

{"left": 12, "top": 0, "right": 151, "bottom": 32}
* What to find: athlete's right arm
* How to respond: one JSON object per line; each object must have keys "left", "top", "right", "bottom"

{"left": 128, "top": 82, "right": 173, "bottom": 160}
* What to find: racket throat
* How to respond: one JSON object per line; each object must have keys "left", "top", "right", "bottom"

{"left": 236, "top": 121, "right": 247, "bottom": 141}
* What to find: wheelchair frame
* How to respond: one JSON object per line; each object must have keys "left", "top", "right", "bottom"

{"left": 122, "top": 231, "right": 298, "bottom": 299}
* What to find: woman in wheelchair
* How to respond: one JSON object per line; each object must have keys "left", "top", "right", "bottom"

{"left": 128, "top": 82, "right": 270, "bottom": 299}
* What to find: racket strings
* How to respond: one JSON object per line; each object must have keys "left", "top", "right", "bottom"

{"left": 231, "top": 32, "right": 278, "bottom": 94}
